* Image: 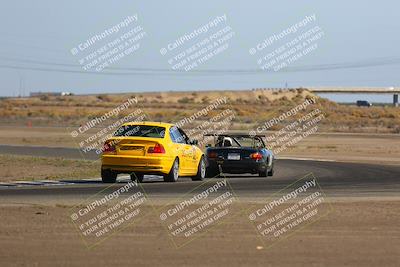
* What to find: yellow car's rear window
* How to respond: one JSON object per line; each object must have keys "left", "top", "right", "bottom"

{"left": 114, "top": 125, "right": 166, "bottom": 138}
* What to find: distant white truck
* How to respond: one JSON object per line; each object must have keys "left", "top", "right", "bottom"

{"left": 61, "top": 92, "right": 73, "bottom": 96}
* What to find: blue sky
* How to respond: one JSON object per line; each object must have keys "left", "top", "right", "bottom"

{"left": 0, "top": 0, "right": 399, "bottom": 96}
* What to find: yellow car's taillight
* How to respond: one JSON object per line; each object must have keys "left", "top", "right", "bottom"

{"left": 103, "top": 140, "right": 116, "bottom": 153}
{"left": 147, "top": 143, "right": 165, "bottom": 154}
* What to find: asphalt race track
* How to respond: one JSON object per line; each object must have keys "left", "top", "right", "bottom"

{"left": 1, "top": 154, "right": 399, "bottom": 201}
{"left": 1, "top": 146, "right": 400, "bottom": 267}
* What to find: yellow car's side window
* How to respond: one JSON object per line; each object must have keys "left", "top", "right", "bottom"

{"left": 169, "top": 127, "right": 185, "bottom": 144}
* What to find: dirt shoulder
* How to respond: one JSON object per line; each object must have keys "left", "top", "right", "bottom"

{"left": 0, "top": 200, "right": 398, "bottom": 267}
{"left": 0, "top": 154, "right": 100, "bottom": 182}
{"left": 281, "top": 132, "right": 400, "bottom": 165}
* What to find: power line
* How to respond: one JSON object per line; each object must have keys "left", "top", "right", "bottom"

{"left": 0, "top": 56, "right": 399, "bottom": 75}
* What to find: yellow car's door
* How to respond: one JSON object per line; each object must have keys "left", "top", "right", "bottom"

{"left": 177, "top": 128, "right": 198, "bottom": 175}
{"left": 183, "top": 144, "right": 197, "bottom": 174}
{"left": 169, "top": 126, "right": 190, "bottom": 174}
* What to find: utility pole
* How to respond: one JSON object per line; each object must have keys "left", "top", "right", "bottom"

{"left": 18, "top": 72, "right": 25, "bottom": 97}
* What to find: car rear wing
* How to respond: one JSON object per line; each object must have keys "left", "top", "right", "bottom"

{"left": 203, "top": 133, "right": 266, "bottom": 148}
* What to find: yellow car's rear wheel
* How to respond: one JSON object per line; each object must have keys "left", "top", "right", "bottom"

{"left": 101, "top": 169, "right": 117, "bottom": 183}
{"left": 130, "top": 173, "right": 144, "bottom": 183}
{"left": 164, "top": 158, "right": 179, "bottom": 182}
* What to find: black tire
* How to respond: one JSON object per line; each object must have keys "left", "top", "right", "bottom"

{"left": 130, "top": 173, "right": 144, "bottom": 183}
{"left": 205, "top": 167, "right": 220, "bottom": 178}
{"left": 258, "top": 162, "right": 268, "bottom": 177}
{"left": 258, "top": 169, "right": 268, "bottom": 177}
{"left": 164, "top": 158, "right": 179, "bottom": 182}
{"left": 192, "top": 156, "right": 206, "bottom": 181}
{"left": 101, "top": 169, "right": 117, "bottom": 183}
{"left": 268, "top": 165, "right": 274, "bottom": 176}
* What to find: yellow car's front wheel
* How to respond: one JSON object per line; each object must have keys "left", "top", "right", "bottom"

{"left": 192, "top": 156, "right": 206, "bottom": 181}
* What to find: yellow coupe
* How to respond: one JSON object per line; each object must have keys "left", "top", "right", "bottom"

{"left": 101, "top": 121, "right": 206, "bottom": 183}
